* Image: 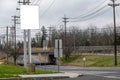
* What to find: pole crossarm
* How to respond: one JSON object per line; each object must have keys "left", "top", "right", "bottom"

{"left": 108, "top": 0, "right": 120, "bottom": 7}
{"left": 108, "top": 3, "right": 120, "bottom": 7}
{"left": 12, "top": 16, "right": 20, "bottom": 18}
{"left": 12, "top": 16, "right": 20, "bottom": 25}
{"left": 18, "top": 0, "right": 30, "bottom": 5}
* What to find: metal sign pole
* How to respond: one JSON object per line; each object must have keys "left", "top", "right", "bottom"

{"left": 54, "top": 39, "right": 63, "bottom": 72}
{"left": 24, "top": 30, "right": 27, "bottom": 67}
{"left": 28, "top": 29, "right": 32, "bottom": 63}
{"left": 58, "top": 40, "right": 60, "bottom": 72}
{"left": 43, "top": 40, "right": 48, "bottom": 70}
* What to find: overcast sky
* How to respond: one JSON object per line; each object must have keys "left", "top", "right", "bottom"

{"left": 0, "top": 0, "right": 120, "bottom": 30}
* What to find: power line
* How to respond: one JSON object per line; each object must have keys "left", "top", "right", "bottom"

{"left": 31, "top": 0, "right": 37, "bottom": 4}
{"left": 33, "top": 0, "right": 42, "bottom": 5}
{"left": 70, "top": 7, "right": 110, "bottom": 22}
{"left": 70, "top": 0, "right": 109, "bottom": 19}
{"left": 56, "top": 21, "right": 63, "bottom": 27}
{"left": 80, "top": 5, "right": 107, "bottom": 18}
{"left": 116, "top": 11, "right": 120, "bottom": 26}
{"left": 40, "top": 0, "right": 56, "bottom": 17}
{"left": 70, "top": 5, "right": 108, "bottom": 21}
{"left": 53, "top": 18, "right": 62, "bottom": 26}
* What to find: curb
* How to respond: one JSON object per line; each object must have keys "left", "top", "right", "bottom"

{"left": 0, "top": 72, "right": 83, "bottom": 80}
{"left": 20, "top": 72, "right": 82, "bottom": 78}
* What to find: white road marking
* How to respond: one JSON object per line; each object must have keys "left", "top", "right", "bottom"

{"left": 104, "top": 76, "right": 120, "bottom": 79}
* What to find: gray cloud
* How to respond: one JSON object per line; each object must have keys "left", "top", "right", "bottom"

{"left": 0, "top": 0, "right": 120, "bottom": 29}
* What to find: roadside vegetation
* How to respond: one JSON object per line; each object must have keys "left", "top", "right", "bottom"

{"left": 62, "top": 55, "right": 120, "bottom": 67}
{"left": 0, "top": 64, "right": 57, "bottom": 78}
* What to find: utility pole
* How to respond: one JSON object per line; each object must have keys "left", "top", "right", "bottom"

{"left": 48, "top": 26, "right": 53, "bottom": 47}
{"left": 12, "top": 15, "right": 20, "bottom": 49}
{"left": 73, "top": 28, "right": 76, "bottom": 51}
{"left": 6, "top": 26, "right": 9, "bottom": 62}
{"left": 108, "top": 0, "right": 120, "bottom": 66}
{"left": 12, "top": 16, "right": 20, "bottom": 64}
{"left": 10, "top": 27, "right": 14, "bottom": 47}
{"left": 63, "top": 15, "right": 69, "bottom": 59}
{"left": 6, "top": 26, "right": 8, "bottom": 47}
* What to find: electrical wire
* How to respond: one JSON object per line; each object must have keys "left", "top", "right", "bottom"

{"left": 78, "top": 5, "right": 107, "bottom": 19}
{"left": 71, "top": 8, "right": 109, "bottom": 22}
{"left": 71, "top": 7, "right": 110, "bottom": 22}
{"left": 31, "top": 0, "right": 37, "bottom": 4}
{"left": 32, "top": 0, "right": 42, "bottom": 5}
{"left": 53, "top": 18, "right": 62, "bottom": 25}
{"left": 116, "top": 10, "right": 120, "bottom": 26}
{"left": 83, "top": 8, "right": 110, "bottom": 21}
{"left": 40, "top": 0, "right": 56, "bottom": 17}
{"left": 36, "top": 0, "right": 42, "bottom": 5}
{"left": 70, "top": 5, "right": 107, "bottom": 22}
{"left": 29, "top": 0, "right": 42, "bottom": 5}
{"left": 56, "top": 21, "right": 63, "bottom": 27}
{"left": 70, "top": 0, "right": 108, "bottom": 19}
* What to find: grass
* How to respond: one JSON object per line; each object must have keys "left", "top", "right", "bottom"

{"left": 0, "top": 74, "right": 19, "bottom": 78}
{"left": 0, "top": 64, "right": 27, "bottom": 75}
{"left": 61, "top": 55, "right": 120, "bottom": 67}
{"left": 0, "top": 64, "right": 57, "bottom": 78}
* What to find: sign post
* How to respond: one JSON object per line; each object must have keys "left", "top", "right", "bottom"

{"left": 54, "top": 39, "right": 63, "bottom": 72}
{"left": 20, "top": 5, "right": 39, "bottom": 67}
{"left": 43, "top": 40, "right": 48, "bottom": 70}
{"left": 83, "top": 57, "right": 86, "bottom": 67}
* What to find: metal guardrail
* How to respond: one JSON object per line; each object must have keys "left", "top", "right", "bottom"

{"left": 76, "top": 46, "right": 120, "bottom": 51}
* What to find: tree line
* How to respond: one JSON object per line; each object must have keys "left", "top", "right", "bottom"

{"left": 1, "top": 24, "right": 120, "bottom": 63}
{"left": 33, "top": 24, "right": 118, "bottom": 48}
{"left": 32, "top": 24, "right": 120, "bottom": 60}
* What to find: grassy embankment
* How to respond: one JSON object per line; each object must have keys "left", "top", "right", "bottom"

{"left": 0, "top": 64, "right": 57, "bottom": 78}
{"left": 62, "top": 55, "right": 120, "bottom": 67}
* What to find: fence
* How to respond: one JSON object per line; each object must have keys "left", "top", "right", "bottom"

{"left": 72, "top": 46, "right": 120, "bottom": 55}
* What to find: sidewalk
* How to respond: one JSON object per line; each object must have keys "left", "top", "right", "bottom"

{"left": 20, "top": 72, "right": 82, "bottom": 78}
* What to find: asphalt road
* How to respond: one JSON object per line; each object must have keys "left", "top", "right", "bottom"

{"left": 36, "top": 65, "right": 120, "bottom": 80}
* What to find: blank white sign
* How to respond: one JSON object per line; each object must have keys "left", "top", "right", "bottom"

{"left": 20, "top": 5, "right": 39, "bottom": 29}
{"left": 54, "top": 39, "right": 63, "bottom": 58}
{"left": 54, "top": 49, "right": 63, "bottom": 58}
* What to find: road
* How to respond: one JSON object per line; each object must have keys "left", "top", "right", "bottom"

{"left": 36, "top": 65, "right": 120, "bottom": 80}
